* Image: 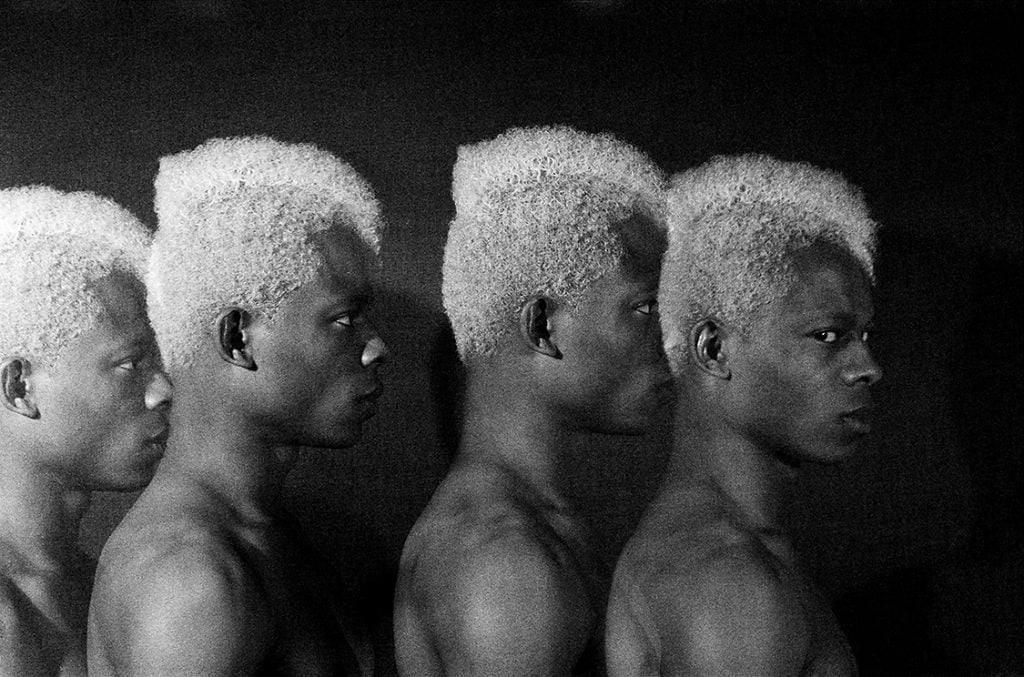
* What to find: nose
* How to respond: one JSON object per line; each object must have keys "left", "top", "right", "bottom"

{"left": 145, "top": 371, "right": 173, "bottom": 410}
{"left": 842, "top": 343, "right": 883, "bottom": 387}
{"left": 361, "top": 335, "right": 389, "bottom": 368}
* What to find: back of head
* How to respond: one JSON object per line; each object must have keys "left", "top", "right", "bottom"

{"left": 660, "top": 153, "right": 878, "bottom": 375}
{"left": 442, "top": 125, "right": 666, "bottom": 360}
{"left": 148, "top": 135, "right": 384, "bottom": 371}
{"left": 0, "top": 186, "right": 151, "bottom": 370}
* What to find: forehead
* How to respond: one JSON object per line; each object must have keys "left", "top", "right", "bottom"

{"left": 86, "top": 269, "right": 149, "bottom": 330}
{"left": 303, "top": 221, "right": 376, "bottom": 296}
{"left": 578, "top": 258, "right": 658, "bottom": 311}
{"left": 777, "top": 242, "right": 873, "bottom": 319}
{"left": 609, "top": 212, "right": 666, "bottom": 281}
{"left": 56, "top": 270, "right": 153, "bottom": 365}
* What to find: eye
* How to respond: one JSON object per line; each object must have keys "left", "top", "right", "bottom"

{"left": 813, "top": 330, "right": 839, "bottom": 344}
{"left": 115, "top": 358, "right": 138, "bottom": 371}
{"left": 333, "top": 307, "right": 369, "bottom": 329}
{"left": 634, "top": 300, "right": 656, "bottom": 316}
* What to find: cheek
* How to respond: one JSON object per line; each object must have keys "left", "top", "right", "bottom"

{"left": 607, "top": 320, "right": 662, "bottom": 368}
{"left": 755, "top": 357, "right": 835, "bottom": 428}
{"left": 54, "top": 386, "right": 139, "bottom": 449}
{"left": 271, "top": 343, "right": 363, "bottom": 406}
{"left": 741, "top": 355, "right": 806, "bottom": 420}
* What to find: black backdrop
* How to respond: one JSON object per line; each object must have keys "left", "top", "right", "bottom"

{"left": 2, "top": 2, "right": 1020, "bottom": 674}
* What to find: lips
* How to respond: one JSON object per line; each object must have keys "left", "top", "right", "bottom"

{"left": 145, "top": 425, "right": 170, "bottom": 450}
{"left": 840, "top": 405, "right": 874, "bottom": 434}
{"left": 357, "top": 383, "right": 384, "bottom": 419}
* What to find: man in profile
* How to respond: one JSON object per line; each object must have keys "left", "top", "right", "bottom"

{"left": 394, "top": 125, "right": 672, "bottom": 676}
{"left": 606, "top": 154, "right": 882, "bottom": 676}
{"left": 1, "top": 186, "right": 171, "bottom": 677}
{"left": 87, "top": 136, "right": 388, "bottom": 676}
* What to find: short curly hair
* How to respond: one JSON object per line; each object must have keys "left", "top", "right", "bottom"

{"left": 442, "top": 125, "right": 666, "bottom": 359}
{"left": 0, "top": 186, "right": 151, "bottom": 370}
{"left": 147, "top": 135, "right": 384, "bottom": 370}
{"left": 660, "top": 153, "right": 879, "bottom": 374}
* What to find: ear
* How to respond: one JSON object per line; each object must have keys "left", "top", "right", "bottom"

{"left": 215, "top": 308, "right": 257, "bottom": 371}
{"left": 519, "top": 296, "right": 561, "bottom": 359}
{"left": 690, "top": 318, "right": 730, "bottom": 379}
{"left": 1, "top": 357, "right": 40, "bottom": 419}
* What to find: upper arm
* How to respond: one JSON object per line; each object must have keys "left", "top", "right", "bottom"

{"left": 421, "top": 537, "right": 589, "bottom": 677}
{"left": 656, "top": 551, "right": 810, "bottom": 677}
{"left": 605, "top": 566, "right": 661, "bottom": 677}
{"left": 90, "top": 545, "right": 271, "bottom": 677}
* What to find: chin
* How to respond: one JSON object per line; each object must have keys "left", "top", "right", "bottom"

{"left": 92, "top": 471, "right": 155, "bottom": 493}
{"left": 581, "top": 414, "right": 650, "bottom": 437}
{"left": 301, "top": 425, "right": 365, "bottom": 450}
{"left": 801, "top": 441, "right": 863, "bottom": 465}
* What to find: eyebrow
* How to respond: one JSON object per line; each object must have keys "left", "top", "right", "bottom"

{"left": 320, "top": 290, "right": 373, "bottom": 313}
{"left": 106, "top": 333, "right": 154, "bottom": 353}
{"left": 796, "top": 309, "right": 874, "bottom": 326}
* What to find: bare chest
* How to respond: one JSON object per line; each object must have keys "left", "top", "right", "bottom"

{"left": 530, "top": 506, "right": 607, "bottom": 668}
{"left": 776, "top": 560, "right": 858, "bottom": 677}
{"left": 2, "top": 575, "right": 89, "bottom": 677}
{"left": 247, "top": 532, "right": 365, "bottom": 676}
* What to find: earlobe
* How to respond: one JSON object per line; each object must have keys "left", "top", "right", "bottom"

{"left": 215, "top": 308, "right": 257, "bottom": 371}
{"left": 519, "top": 297, "right": 561, "bottom": 359}
{"left": 691, "top": 319, "right": 730, "bottom": 379}
{"left": 1, "top": 357, "right": 40, "bottom": 419}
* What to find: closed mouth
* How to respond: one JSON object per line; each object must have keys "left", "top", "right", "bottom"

{"left": 147, "top": 427, "right": 170, "bottom": 447}
{"left": 357, "top": 384, "right": 383, "bottom": 419}
{"left": 840, "top": 405, "right": 874, "bottom": 433}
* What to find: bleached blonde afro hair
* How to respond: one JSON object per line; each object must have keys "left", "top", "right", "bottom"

{"left": 442, "top": 125, "right": 666, "bottom": 359}
{"left": 148, "top": 135, "right": 384, "bottom": 370}
{"left": 0, "top": 186, "right": 151, "bottom": 369}
{"left": 660, "top": 153, "right": 879, "bottom": 374}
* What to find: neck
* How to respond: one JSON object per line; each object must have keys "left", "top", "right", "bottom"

{"left": 0, "top": 452, "right": 89, "bottom": 574}
{"left": 456, "top": 364, "right": 576, "bottom": 502}
{"left": 662, "top": 394, "right": 796, "bottom": 535}
{"left": 153, "top": 377, "right": 297, "bottom": 524}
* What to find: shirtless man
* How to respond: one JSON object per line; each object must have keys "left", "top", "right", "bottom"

{"left": 606, "top": 154, "right": 882, "bottom": 676}
{"left": 87, "top": 136, "right": 388, "bottom": 676}
{"left": 0, "top": 187, "right": 170, "bottom": 677}
{"left": 394, "top": 126, "right": 672, "bottom": 676}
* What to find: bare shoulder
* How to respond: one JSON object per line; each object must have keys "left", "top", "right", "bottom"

{"left": 405, "top": 465, "right": 577, "bottom": 595}
{"left": 401, "top": 471, "right": 589, "bottom": 674}
{"left": 608, "top": 512, "right": 749, "bottom": 676}
{"left": 403, "top": 465, "right": 540, "bottom": 575}
{"left": 442, "top": 528, "right": 588, "bottom": 674}
{"left": 649, "top": 529, "right": 811, "bottom": 676}
{"left": 90, "top": 517, "right": 271, "bottom": 675}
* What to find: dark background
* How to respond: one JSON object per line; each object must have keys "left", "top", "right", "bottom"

{"left": 2, "top": 1, "right": 1020, "bottom": 674}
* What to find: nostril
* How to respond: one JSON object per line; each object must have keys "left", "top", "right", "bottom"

{"left": 146, "top": 373, "right": 174, "bottom": 409}
{"left": 362, "top": 337, "right": 388, "bottom": 367}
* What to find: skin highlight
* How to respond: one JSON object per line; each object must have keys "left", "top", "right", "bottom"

{"left": 395, "top": 219, "right": 671, "bottom": 676}
{"left": 1, "top": 271, "right": 171, "bottom": 677}
{"left": 87, "top": 224, "right": 387, "bottom": 677}
{"left": 607, "top": 241, "right": 881, "bottom": 676}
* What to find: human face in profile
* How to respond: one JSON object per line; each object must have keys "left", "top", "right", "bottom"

{"left": 32, "top": 270, "right": 172, "bottom": 490}
{"left": 548, "top": 215, "right": 673, "bottom": 435}
{"left": 726, "top": 241, "right": 882, "bottom": 464}
{"left": 248, "top": 223, "right": 388, "bottom": 449}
